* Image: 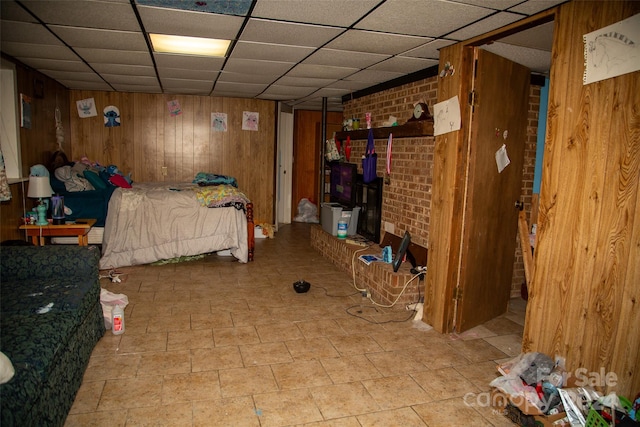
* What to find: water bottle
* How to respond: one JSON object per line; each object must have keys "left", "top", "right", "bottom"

{"left": 111, "top": 305, "right": 125, "bottom": 335}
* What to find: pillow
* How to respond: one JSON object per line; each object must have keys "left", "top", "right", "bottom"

{"left": 109, "top": 174, "right": 132, "bottom": 188}
{"left": 83, "top": 170, "right": 107, "bottom": 190}
{"left": 0, "top": 351, "right": 15, "bottom": 384}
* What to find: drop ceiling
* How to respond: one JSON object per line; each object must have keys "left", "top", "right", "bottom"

{"left": 0, "top": 0, "right": 563, "bottom": 111}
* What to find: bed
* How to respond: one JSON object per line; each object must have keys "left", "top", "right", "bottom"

{"left": 99, "top": 182, "right": 254, "bottom": 269}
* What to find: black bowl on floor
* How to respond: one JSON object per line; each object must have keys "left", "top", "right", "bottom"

{"left": 293, "top": 280, "right": 310, "bottom": 293}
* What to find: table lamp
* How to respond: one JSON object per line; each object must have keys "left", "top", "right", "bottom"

{"left": 27, "top": 176, "right": 53, "bottom": 226}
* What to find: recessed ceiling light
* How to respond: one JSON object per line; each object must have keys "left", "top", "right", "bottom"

{"left": 149, "top": 33, "right": 230, "bottom": 57}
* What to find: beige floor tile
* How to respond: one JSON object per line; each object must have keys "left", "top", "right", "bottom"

{"left": 213, "top": 325, "right": 260, "bottom": 346}
{"left": 411, "top": 367, "right": 480, "bottom": 401}
{"left": 321, "top": 354, "right": 382, "bottom": 383}
{"left": 365, "top": 350, "right": 429, "bottom": 377}
{"left": 97, "top": 376, "right": 163, "bottom": 411}
{"left": 240, "top": 341, "right": 293, "bottom": 366}
{"left": 161, "top": 371, "right": 221, "bottom": 403}
{"left": 117, "top": 332, "right": 168, "bottom": 354}
{"left": 192, "top": 396, "right": 260, "bottom": 427}
{"left": 368, "top": 329, "right": 428, "bottom": 351}
{"left": 413, "top": 397, "right": 492, "bottom": 427}
{"left": 167, "top": 328, "right": 214, "bottom": 351}
{"left": 448, "top": 338, "right": 509, "bottom": 362}
{"left": 481, "top": 317, "right": 524, "bottom": 336}
{"left": 136, "top": 350, "right": 191, "bottom": 376}
{"left": 300, "top": 416, "right": 361, "bottom": 426}
{"left": 356, "top": 407, "right": 428, "bottom": 426}
{"left": 452, "top": 325, "right": 498, "bottom": 341}
{"left": 407, "top": 343, "right": 471, "bottom": 370}
{"left": 83, "top": 354, "right": 141, "bottom": 381}
{"left": 68, "top": 380, "right": 105, "bottom": 414}
{"left": 310, "top": 382, "right": 381, "bottom": 419}
{"left": 285, "top": 337, "right": 340, "bottom": 360}
{"left": 255, "top": 321, "right": 304, "bottom": 342}
{"left": 455, "top": 360, "right": 501, "bottom": 390}
{"left": 328, "top": 334, "right": 384, "bottom": 356}
{"left": 483, "top": 334, "right": 523, "bottom": 357}
{"left": 154, "top": 289, "right": 191, "bottom": 303}
{"left": 362, "top": 375, "right": 432, "bottom": 409}
{"left": 218, "top": 365, "right": 278, "bottom": 397}
{"left": 125, "top": 403, "right": 193, "bottom": 426}
{"left": 271, "top": 360, "right": 333, "bottom": 390}
{"left": 296, "top": 319, "right": 347, "bottom": 339}
{"left": 253, "top": 389, "right": 324, "bottom": 426}
{"left": 191, "top": 346, "right": 244, "bottom": 372}
{"left": 64, "top": 409, "right": 126, "bottom": 427}
{"left": 145, "top": 314, "right": 191, "bottom": 333}
{"left": 190, "top": 311, "right": 234, "bottom": 329}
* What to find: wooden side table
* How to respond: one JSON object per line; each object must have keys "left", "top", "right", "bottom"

{"left": 19, "top": 219, "right": 97, "bottom": 246}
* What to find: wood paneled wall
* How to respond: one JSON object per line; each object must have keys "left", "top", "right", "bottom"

{"left": 523, "top": 1, "right": 640, "bottom": 398}
{"left": 0, "top": 57, "right": 70, "bottom": 242}
{"left": 69, "top": 91, "right": 276, "bottom": 224}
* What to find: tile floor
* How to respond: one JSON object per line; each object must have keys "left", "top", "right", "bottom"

{"left": 65, "top": 223, "right": 525, "bottom": 426}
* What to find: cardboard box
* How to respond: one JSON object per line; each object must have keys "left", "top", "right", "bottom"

{"left": 491, "top": 389, "right": 570, "bottom": 427}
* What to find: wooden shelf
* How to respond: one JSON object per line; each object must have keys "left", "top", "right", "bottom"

{"left": 335, "top": 119, "right": 434, "bottom": 140}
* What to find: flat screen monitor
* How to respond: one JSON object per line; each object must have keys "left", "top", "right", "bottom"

{"left": 392, "top": 231, "right": 417, "bottom": 272}
{"left": 329, "top": 162, "right": 357, "bottom": 208}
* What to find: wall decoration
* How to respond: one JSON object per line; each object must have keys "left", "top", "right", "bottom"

{"left": 76, "top": 98, "right": 97, "bottom": 118}
{"left": 20, "top": 94, "right": 32, "bottom": 128}
{"left": 242, "top": 111, "right": 259, "bottom": 131}
{"left": 211, "top": 112, "right": 227, "bottom": 132}
{"left": 583, "top": 13, "right": 640, "bottom": 85}
{"left": 103, "top": 106, "right": 121, "bottom": 127}
{"left": 167, "top": 99, "right": 182, "bottom": 116}
{"left": 433, "top": 95, "right": 461, "bottom": 136}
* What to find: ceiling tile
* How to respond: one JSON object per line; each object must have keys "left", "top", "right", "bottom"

{"left": 402, "top": 39, "right": 457, "bottom": 60}
{"left": 21, "top": 0, "right": 140, "bottom": 31}
{"left": 158, "top": 68, "right": 218, "bottom": 81}
{"left": 369, "top": 57, "right": 438, "bottom": 74}
{"left": 160, "top": 78, "right": 213, "bottom": 91}
{"left": 110, "top": 83, "right": 161, "bottom": 93}
{"left": 498, "top": 21, "right": 555, "bottom": 51}
{"left": 230, "top": 41, "right": 315, "bottom": 63}
{"left": 91, "top": 63, "right": 155, "bottom": 77}
{"left": 1, "top": 20, "right": 63, "bottom": 45}
{"left": 75, "top": 48, "right": 154, "bottom": 66}
{"left": 138, "top": 5, "right": 244, "bottom": 39}
{"left": 241, "top": 19, "right": 343, "bottom": 47}
{"left": 446, "top": 12, "right": 524, "bottom": 41}
{"left": 454, "top": 0, "right": 523, "bottom": 10}
{"left": 274, "top": 76, "right": 339, "bottom": 88}
{"left": 480, "top": 43, "right": 551, "bottom": 74}
{"left": 286, "top": 63, "right": 358, "bottom": 80}
{"left": 355, "top": 0, "right": 493, "bottom": 37}
{"left": 303, "top": 48, "right": 391, "bottom": 68}
{"left": 59, "top": 79, "right": 114, "bottom": 91}
{"left": 0, "top": 1, "right": 37, "bottom": 22}
{"left": 39, "top": 70, "right": 105, "bottom": 83}
{"left": 48, "top": 26, "right": 147, "bottom": 51}
{"left": 251, "top": 0, "right": 380, "bottom": 27}
{"left": 508, "top": 0, "right": 567, "bottom": 15}
{"left": 1, "top": 42, "right": 78, "bottom": 61}
{"left": 344, "top": 69, "right": 406, "bottom": 84}
{"left": 15, "top": 58, "right": 92, "bottom": 72}
{"left": 217, "top": 72, "right": 279, "bottom": 85}
{"left": 223, "top": 58, "right": 294, "bottom": 75}
{"left": 325, "top": 30, "right": 429, "bottom": 55}
{"left": 153, "top": 53, "right": 225, "bottom": 71}
{"left": 260, "top": 85, "right": 318, "bottom": 99}
{"left": 102, "top": 74, "right": 158, "bottom": 85}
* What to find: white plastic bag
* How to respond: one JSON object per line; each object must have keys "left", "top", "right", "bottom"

{"left": 293, "top": 198, "right": 319, "bottom": 223}
{"left": 100, "top": 288, "right": 129, "bottom": 330}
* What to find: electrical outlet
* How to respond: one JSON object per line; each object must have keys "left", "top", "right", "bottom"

{"left": 361, "top": 290, "right": 371, "bottom": 298}
{"left": 554, "top": 355, "right": 566, "bottom": 369}
{"left": 161, "top": 166, "right": 168, "bottom": 176}
{"left": 384, "top": 221, "right": 394, "bottom": 234}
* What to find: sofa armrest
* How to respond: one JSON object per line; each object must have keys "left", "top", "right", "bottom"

{"left": 0, "top": 246, "right": 100, "bottom": 282}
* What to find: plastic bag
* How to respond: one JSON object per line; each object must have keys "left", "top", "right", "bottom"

{"left": 293, "top": 198, "right": 319, "bottom": 223}
{"left": 325, "top": 135, "right": 341, "bottom": 162}
{"left": 100, "top": 288, "right": 129, "bottom": 330}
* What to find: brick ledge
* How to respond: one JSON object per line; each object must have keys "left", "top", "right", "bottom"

{"left": 310, "top": 225, "right": 422, "bottom": 308}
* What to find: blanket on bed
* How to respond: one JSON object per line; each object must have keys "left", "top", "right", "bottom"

{"left": 99, "top": 182, "right": 248, "bottom": 269}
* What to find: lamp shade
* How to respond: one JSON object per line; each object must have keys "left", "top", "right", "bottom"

{"left": 27, "top": 176, "right": 53, "bottom": 199}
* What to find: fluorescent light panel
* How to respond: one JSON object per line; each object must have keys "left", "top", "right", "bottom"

{"left": 150, "top": 34, "right": 230, "bottom": 57}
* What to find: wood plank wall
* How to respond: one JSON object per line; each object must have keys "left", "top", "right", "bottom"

{"left": 523, "top": 1, "right": 640, "bottom": 398}
{"left": 69, "top": 91, "right": 276, "bottom": 224}
{"left": 0, "top": 59, "right": 70, "bottom": 242}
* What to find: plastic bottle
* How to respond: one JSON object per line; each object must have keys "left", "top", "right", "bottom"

{"left": 111, "top": 305, "right": 125, "bottom": 335}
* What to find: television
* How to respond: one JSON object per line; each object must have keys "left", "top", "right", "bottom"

{"left": 392, "top": 231, "right": 417, "bottom": 272}
{"left": 329, "top": 162, "right": 357, "bottom": 208}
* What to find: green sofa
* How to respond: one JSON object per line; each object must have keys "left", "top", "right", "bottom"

{"left": 0, "top": 245, "right": 105, "bottom": 427}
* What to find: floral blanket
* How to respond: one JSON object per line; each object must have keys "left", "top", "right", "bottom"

{"left": 193, "top": 184, "right": 250, "bottom": 211}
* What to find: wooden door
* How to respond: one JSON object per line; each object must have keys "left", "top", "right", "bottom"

{"left": 455, "top": 48, "right": 530, "bottom": 332}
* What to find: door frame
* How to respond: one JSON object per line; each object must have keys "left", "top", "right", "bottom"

{"left": 276, "top": 104, "right": 294, "bottom": 227}
{"left": 424, "top": 9, "right": 557, "bottom": 333}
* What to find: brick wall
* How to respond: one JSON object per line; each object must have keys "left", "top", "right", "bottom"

{"left": 340, "top": 77, "right": 540, "bottom": 297}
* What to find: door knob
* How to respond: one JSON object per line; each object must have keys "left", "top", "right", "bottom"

{"left": 515, "top": 200, "right": 524, "bottom": 211}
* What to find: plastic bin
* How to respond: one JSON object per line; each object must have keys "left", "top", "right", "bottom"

{"left": 321, "top": 203, "right": 360, "bottom": 236}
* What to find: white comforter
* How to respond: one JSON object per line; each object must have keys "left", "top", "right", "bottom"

{"left": 99, "top": 182, "right": 248, "bottom": 269}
